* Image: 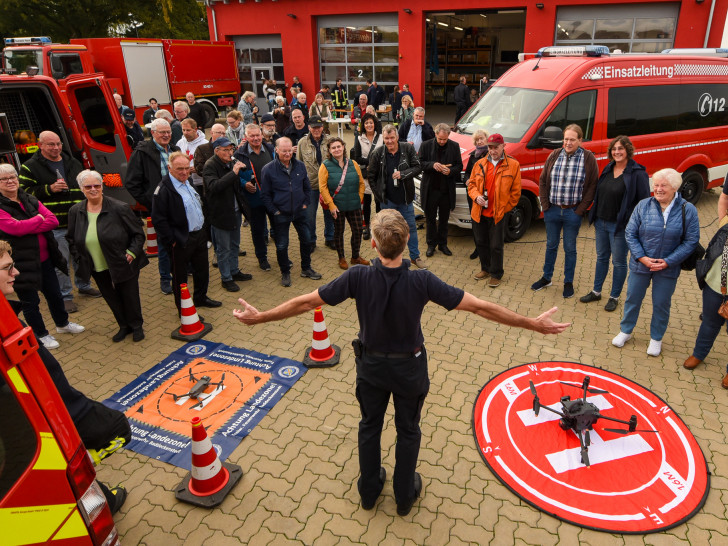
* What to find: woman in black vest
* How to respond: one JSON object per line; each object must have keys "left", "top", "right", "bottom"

{"left": 0, "top": 164, "right": 85, "bottom": 349}
{"left": 67, "top": 170, "right": 148, "bottom": 342}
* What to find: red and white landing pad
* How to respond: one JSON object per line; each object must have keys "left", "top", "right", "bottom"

{"left": 472, "top": 362, "right": 710, "bottom": 533}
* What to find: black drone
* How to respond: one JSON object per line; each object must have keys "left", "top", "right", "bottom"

{"left": 170, "top": 369, "right": 226, "bottom": 409}
{"left": 529, "top": 376, "right": 658, "bottom": 467}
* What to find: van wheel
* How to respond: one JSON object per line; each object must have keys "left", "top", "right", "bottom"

{"left": 680, "top": 170, "right": 704, "bottom": 204}
{"left": 201, "top": 103, "right": 218, "bottom": 129}
{"left": 505, "top": 196, "right": 532, "bottom": 242}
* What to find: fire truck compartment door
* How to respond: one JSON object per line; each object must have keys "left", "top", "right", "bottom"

{"left": 120, "top": 41, "right": 171, "bottom": 108}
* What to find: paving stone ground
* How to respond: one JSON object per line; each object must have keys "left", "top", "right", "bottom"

{"left": 52, "top": 183, "right": 728, "bottom": 545}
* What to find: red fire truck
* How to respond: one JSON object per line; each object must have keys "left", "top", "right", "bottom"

{"left": 3, "top": 36, "right": 240, "bottom": 128}
{"left": 0, "top": 292, "right": 121, "bottom": 545}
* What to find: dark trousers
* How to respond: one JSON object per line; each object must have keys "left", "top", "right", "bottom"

{"left": 333, "top": 209, "right": 364, "bottom": 259}
{"left": 692, "top": 285, "right": 728, "bottom": 361}
{"left": 362, "top": 194, "right": 375, "bottom": 227}
{"left": 74, "top": 399, "right": 131, "bottom": 451}
{"left": 16, "top": 259, "right": 69, "bottom": 338}
{"left": 472, "top": 215, "right": 506, "bottom": 279}
{"left": 455, "top": 103, "right": 468, "bottom": 124}
{"left": 424, "top": 189, "right": 451, "bottom": 247}
{"left": 91, "top": 269, "right": 143, "bottom": 330}
{"left": 273, "top": 211, "right": 313, "bottom": 273}
{"left": 169, "top": 229, "right": 209, "bottom": 312}
{"left": 249, "top": 205, "right": 269, "bottom": 262}
{"left": 355, "top": 348, "right": 429, "bottom": 506}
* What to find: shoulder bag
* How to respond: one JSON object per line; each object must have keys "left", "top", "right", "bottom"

{"left": 680, "top": 203, "right": 705, "bottom": 271}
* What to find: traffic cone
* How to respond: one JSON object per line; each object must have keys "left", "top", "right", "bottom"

{"left": 145, "top": 217, "right": 159, "bottom": 258}
{"left": 171, "top": 284, "right": 213, "bottom": 341}
{"left": 302, "top": 306, "right": 340, "bottom": 368}
{"left": 175, "top": 416, "right": 243, "bottom": 508}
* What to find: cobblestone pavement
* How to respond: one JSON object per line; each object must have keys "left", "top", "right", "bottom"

{"left": 53, "top": 186, "right": 728, "bottom": 545}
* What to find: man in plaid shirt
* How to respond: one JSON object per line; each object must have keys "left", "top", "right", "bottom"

{"left": 531, "top": 124, "right": 598, "bottom": 298}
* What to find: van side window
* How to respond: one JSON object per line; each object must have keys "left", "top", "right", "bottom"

{"left": 49, "top": 53, "right": 84, "bottom": 80}
{"left": 73, "top": 86, "right": 116, "bottom": 147}
{"left": 542, "top": 90, "right": 597, "bottom": 140}
{"left": 610, "top": 84, "right": 728, "bottom": 138}
{"left": 0, "top": 378, "right": 38, "bottom": 500}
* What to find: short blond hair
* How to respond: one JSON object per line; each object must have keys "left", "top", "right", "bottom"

{"left": 0, "top": 240, "right": 11, "bottom": 258}
{"left": 371, "top": 209, "right": 408, "bottom": 259}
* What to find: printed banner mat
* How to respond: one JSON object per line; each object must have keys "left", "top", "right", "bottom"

{"left": 104, "top": 340, "right": 306, "bottom": 470}
{"left": 473, "top": 361, "right": 710, "bottom": 534}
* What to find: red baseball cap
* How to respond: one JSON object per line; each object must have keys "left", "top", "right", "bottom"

{"left": 487, "top": 133, "right": 504, "bottom": 145}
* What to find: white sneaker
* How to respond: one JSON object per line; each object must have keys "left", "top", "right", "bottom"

{"left": 612, "top": 332, "right": 632, "bottom": 347}
{"left": 57, "top": 322, "right": 85, "bottom": 334}
{"left": 647, "top": 339, "right": 662, "bottom": 357}
{"left": 40, "top": 334, "right": 60, "bottom": 349}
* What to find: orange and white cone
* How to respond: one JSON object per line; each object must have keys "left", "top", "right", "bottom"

{"left": 303, "top": 306, "right": 340, "bottom": 368}
{"left": 171, "top": 283, "right": 213, "bottom": 341}
{"left": 175, "top": 416, "right": 242, "bottom": 507}
{"left": 145, "top": 217, "right": 159, "bottom": 257}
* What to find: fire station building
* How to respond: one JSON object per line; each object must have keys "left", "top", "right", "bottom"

{"left": 204, "top": 1, "right": 728, "bottom": 109}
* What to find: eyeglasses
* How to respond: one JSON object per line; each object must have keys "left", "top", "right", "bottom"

{"left": 0, "top": 176, "right": 18, "bottom": 183}
{"left": 82, "top": 184, "right": 102, "bottom": 190}
{"left": 0, "top": 261, "right": 15, "bottom": 272}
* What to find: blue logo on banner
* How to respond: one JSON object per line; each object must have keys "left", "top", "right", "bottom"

{"left": 278, "top": 365, "right": 301, "bottom": 379}
{"left": 185, "top": 344, "right": 207, "bottom": 356}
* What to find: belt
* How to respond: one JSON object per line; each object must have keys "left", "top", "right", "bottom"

{"left": 558, "top": 204, "right": 577, "bottom": 209}
{"left": 364, "top": 346, "right": 422, "bottom": 359}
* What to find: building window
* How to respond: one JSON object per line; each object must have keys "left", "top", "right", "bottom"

{"left": 232, "top": 35, "right": 284, "bottom": 111}
{"left": 318, "top": 15, "right": 399, "bottom": 102}
{"left": 555, "top": 4, "right": 678, "bottom": 53}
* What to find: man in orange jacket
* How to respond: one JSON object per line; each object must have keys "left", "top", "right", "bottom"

{"left": 467, "top": 133, "right": 521, "bottom": 287}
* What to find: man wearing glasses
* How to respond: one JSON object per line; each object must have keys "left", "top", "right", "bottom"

{"left": 19, "top": 131, "right": 101, "bottom": 313}
{"left": 126, "top": 118, "right": 180, "bottom": 295}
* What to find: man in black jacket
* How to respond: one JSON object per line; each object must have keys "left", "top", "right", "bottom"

{"left": 419, "top": 124, "right": 463, "bottom": 257}
{"left": 368, "top": 125, "right": 427, "bottom": 269}
{"left": 203, "top": 138, "right": 253, "bottom": 292}
{"left": 398, "top": 108, "right": 435, "bottom": 153}
{"left": 186, "top": 92, "right": 207, "bottom": 130}
{"left": 366, "top": 80, "right": 385, "bottom": 110}
{"left": 151, "top": 152, "right": 221, "bottom": 313}
{"left": 125, "top": 118, "right": 179, "bottom": 294}
{"left": 453, "top": 76, "right": 471, "bottom": 124}
{"left": 19, "top": 130, "right": 100, "bottom": 313}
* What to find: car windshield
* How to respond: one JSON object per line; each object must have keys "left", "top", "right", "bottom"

{"left": 455, "top": 86, "right": 556, "bottom": 142}
{"left": 2, "top": 49, "right": 43, "bottom": 75}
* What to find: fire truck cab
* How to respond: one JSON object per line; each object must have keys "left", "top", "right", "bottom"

{"left": 2, "top": 37, "right": 94, "bottom": 85}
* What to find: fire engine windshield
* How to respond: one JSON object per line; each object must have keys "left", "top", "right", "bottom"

{"left": 2, "top": 49, "right": 43, "bottom": 75}
{"left": 455, "top": 87, "right": 556, "bottom": 142}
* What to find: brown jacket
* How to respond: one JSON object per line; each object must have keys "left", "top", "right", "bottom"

{"left": 538, "top": 147, "right": 599, "bottom": 216}
{"left": 467, "top": 154, "right": 522, "bottom": 224}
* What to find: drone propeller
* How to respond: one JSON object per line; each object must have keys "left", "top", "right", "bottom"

{"left": 529, "top": 381, "right": 541, "bottom": 416}
{"left": 604, "top": 427, "right": 659, "bottom": 435}
{"left": 585, "top": 430, "right": 591, "bottom": 447}
{"left": 580, "top": 446, "right": 590, "bottom": 467}
{"left": 558, "top": 381, "right": 609, "bottom": 395}
{"left": 212, "top": 372, "right": 226, "bottom": 388}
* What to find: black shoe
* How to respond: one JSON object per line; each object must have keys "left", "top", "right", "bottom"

{"left": 426, "top": 246, "right": 435, "bottom": 257}
{"left": 469, "top": 249, "right": 478, "bottom": 260}
{"left": 212, "top": 260, "right": 218, "bottom": 268}
{"left": 222, "top": 280, "right": 240, "bottom": 292}
{"left": 79, "top": 287, "right": 102, "bottom": 298}
{"left": 563, "top": 282, "right": 574, "bottom": 299}
{"left": 325, "top": 240, "right": 337, "bottom": 251}
{"left": 160, "top": 281, "right": 173, "bottom": 295}
{"left": 112, "top": 327, "right": 132, "bottom": 342}
{"left": 281, "top": 272, "right": 291, "bottom": 287}
{"left": 397, "top": 473, "right": 422, "bottom": 516}
{"left": 301, "top": 268, "right": 322, "bottom": 280}
{"left": 362, "top": 228, "right": 371, "bottom": 241}
{"left": 194, "top": 297, "right": 222, "bottom": 308}
{"left": 579, "top": 291, "right": 601, "bottom": 303}
{"left": 259, "top": 259, "right": 271, "bottom": 271}
{"left": 360, "top": 467, "right": 386, "bottom": 510}
{"left": 132, "top": 328, "right": 145, "bottom": 342}
{"left": 232, "top": 271, "right": 253, "bottom": 282}
{"left": 604, "top": 297, "right": 619, "bottom": 312}
{"left": 530, "top": 277, "right": 552, "bottom": 291}
{"left": 108, "top": 485, "right": 127, "bottom": 515}
{"left": 438, "top": 245, "right": 453, "bottom": 256}
{"left": 238, "top": 249, "right": 247, "bottom": 256}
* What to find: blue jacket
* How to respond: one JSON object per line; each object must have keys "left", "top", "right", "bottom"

{"left": 234, "top": 141, "right": 275, "bottom": 209}
{"left": 260, "top": 158, "right": 311, "bottom": 216}
{"left": 588, "top": 159, "right": 650, "bottom": 231}
{"left": 625, "top": 193, "right": 700, "bottom": 278}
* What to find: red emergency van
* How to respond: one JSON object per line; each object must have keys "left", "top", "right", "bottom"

{"left": 417, "top": 46, "right": 728, "bottom": 241}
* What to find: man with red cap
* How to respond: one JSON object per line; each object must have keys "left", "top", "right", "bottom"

{"left": 466, "top": 133, "right": 521, "bottom": 287}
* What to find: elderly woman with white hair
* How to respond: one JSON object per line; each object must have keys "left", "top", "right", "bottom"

{"left": 67, "top": 170, "right": 148, "bottom": 342}
{"left": 238, "top": 91, "right": 258, "bottom": 126}
{"left": 612, "top": 168, "right": 700, "bottom": 356}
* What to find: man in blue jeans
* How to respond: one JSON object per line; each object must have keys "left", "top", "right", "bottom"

{"left": 531, "top": 124, "right": 598, "bottom": 298}
{"left": 368, "top": 125, "right": 427, "bottom": 269}
{"left": 260, "top": 137, "right": 322, "bottom": 287}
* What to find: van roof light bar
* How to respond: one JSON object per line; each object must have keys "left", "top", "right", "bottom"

{"left": 536, "top": 45, "right": 610, "bottom": 58}
{"left": 4, "top": 36, "right": 52, "bottom": 45}
{"left": 661, "top": 48, "right": 728, "bottom": 57}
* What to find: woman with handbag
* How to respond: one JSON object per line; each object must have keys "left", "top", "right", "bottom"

{"left": 319, "top": 137, "right": 369, "bottom": 270}
{"left": 612, "top": 168, "right": 700, "bottom": 356}
{"left": 309, "top": 93, "right": 331, "bottom": 134}
{"left": 351, "top": 113, "right": 383, "bottom": 241}
{"left": 684, "top": 215, "right": 728, "bottom": 388}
